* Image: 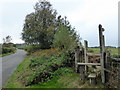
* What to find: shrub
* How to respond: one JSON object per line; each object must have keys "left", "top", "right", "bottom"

{"left": 2, "top": 47, "right": 16, "bottom": 54}
{"left": 24, "top": 45, "right": 41, "bottom": 53}
{"left": 52, "top": 24, "right": 78, "bottom": 50}
{"left": 25, "top": 50, "right": 70, "bottom": 85}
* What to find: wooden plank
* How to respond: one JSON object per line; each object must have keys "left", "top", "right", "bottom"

{"left": 88, "top": 73, "right": 97, "bottom": 85}
{"left": 87, "top": 53, "right": 101, "bottom": 56}
{"left": 88, "top": 73, "right": 97, "bottom": 78}
{"left": 100, "top": 67, "right": 115, "bottom": 75}
{"left": 111, "top": 58, "right": 120, "bottom": 62}
{"left": 77, "top": 63, "right": 101, "bottom": 66}
{"left": 84, "top": 40, "right": 88, "bottom": 74}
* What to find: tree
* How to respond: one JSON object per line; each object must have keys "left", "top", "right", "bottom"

{"left": 52, "top": 17, "right": 79, "bottom": 50}
{"left": 3, "top": 35, "right": 12, "bottom": 44}
{"left": 3, "top": 35, "right": 14, "bottom": 47}
{"left": 22, "top": 0, "right": 57, "bottom": 49}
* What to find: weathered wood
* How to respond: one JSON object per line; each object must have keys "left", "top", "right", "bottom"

{"left": 79, "top": 65, "right": 85, "bottom": 82}
{"left": 84, "top": 40, "right": 88, "bottom": 74}
{"left": 77, "top": 63, "right": 101, "bottom": 66}
{"left": 75, "top": 46, "right": 80, "bottom": 72}
{"left": 100, "top": 67, "right": 115, "bottom": 75}
{"left": 88, "top": 73, "right": 97, "bottom": 85}
{"left": 99, "top": 24, "right": 103, "bottom": 52}
{"left": 87, "top": 53, "right": 101, "bottom": 56}
{"left": 102, "top": 35, "right": 105, "bottom": 49}
{"left": 111, "top": 58, "right": 120, "bottom": 62}
{"left": 98, "top": 24, "right": 105, "bottom": 83}
{"left": 79, "top": 49, "right": 84, "bottom": 62}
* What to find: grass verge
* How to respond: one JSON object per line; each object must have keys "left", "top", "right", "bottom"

{"left": 0, "top": 51, "right": 16, "bottom": 57}
{"left": 5, "top": 48, "right": 105, "bottom": 88}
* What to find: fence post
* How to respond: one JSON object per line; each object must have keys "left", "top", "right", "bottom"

{"left": 84, "top": 40, "right": 88, "bottom": 74}
{"left": 75, "top": 46, "right": 80, "bottom": 72}
{"left": 98, "top": 24, "right": 105, "bottom": 83}
{"left": 79, "top": 65, "right": 85, "bottom": 83}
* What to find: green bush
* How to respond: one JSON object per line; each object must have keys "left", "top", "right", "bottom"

{"left": 2, "top": 47, "right": 16, "bottom": 54}
{"left": 24, "top": 45, "right": 41, "bottom": 53}
{"left": 51, "top": 67, "right": 73, "bottom": 78}
{"left": 52, "top": 24, "right": 78, "bottom": 50}
{"left": 26, "top": 52, "right": 69, "bottom": 85}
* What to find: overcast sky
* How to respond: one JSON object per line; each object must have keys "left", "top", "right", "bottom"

{"left": 0, "top": 0, "right": 119, "bottom": 47}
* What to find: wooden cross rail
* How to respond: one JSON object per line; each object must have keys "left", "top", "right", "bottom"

{"left": 100, "top": 67, "right": 115, "bottom": 75}
{"left": 111, "top": 58, "right": 120, "bottom": 62}
{"left": 87, "top": 53, "right": 101, "bottom": 56}
{"left": 77, "top": 63, "right": 101, "bottom": 66}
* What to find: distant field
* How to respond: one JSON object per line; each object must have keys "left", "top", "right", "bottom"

{"left": 88, "top": 47, "right": 118, "bottom": 55}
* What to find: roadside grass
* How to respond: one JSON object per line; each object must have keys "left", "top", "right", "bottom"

{"left": 5, "top": 56, "right": 31, "bottom": 88}
{"left": 0, "top": 52, "right": 13, "bottom": 57}
{"left": 28, "top": 67, "right": 80, "bottom": 88}
{"left": 0, "top": 48, "right": 17, "bottom": 57}
{"left": 0, "top": 50, "right": 17, "bottom": 57}
{"left": 27, "top": 67, "right": 104, "bottom": 88}
{"left": 5, "top": 48, "right": 105, "bottom": 88}
{"left": 5, "top": 48, "right": 68, "bottom": 88}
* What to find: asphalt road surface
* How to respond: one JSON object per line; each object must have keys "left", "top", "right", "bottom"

{"left": 1, "top": 49, "right": 27, "bottom": 88}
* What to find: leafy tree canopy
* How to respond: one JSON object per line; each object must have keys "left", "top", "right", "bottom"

{"left": 22, "top": 0, "right": 57, "bottom": 49}
{"left": 22, "top": 0, "right": 81, "bottom": 49}
{"left": 52, "top": 17, "right": 80, "bottom": 50}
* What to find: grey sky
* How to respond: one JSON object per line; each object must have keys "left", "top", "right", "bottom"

{"left": 0, "top": 0, "right": 119, "bottom": 47}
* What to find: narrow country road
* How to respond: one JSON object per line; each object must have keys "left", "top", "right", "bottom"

{"left": 1, "top": 49, "right": 27, "bottom": 88}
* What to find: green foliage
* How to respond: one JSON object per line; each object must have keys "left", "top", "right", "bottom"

{"left": 5, "top": 48, "right": 105, "bottom": 88}
{"left": 3, "top": 35, "right": 12, "bottom": 44}
{"left": 22, "top": 0, "right": 81, "bottom": 50}
{"left": 1, "top": 45, "right": 16, "bottom": 56}
{"left": 22, "top": 0, "right": 57, "bottom": 49}
{"left": 2, "top": 47, "right": 15, "bottom": 54}
{"left": 51, "top": 67, "right": 73, "bottom": 78}
{"left": 26, "top": 49, "right": 75, "bottom": 85}
{"left": 52, "top": 24, "right": 78, "bottom": 50}
{"left": 24, "top": 45, "right": 41, "bottom": 53}
{"left": 26, "top": 53, "right": 69, "bottom": 85}
{"left": 29, "top": 68, "right": 80, "bottom": 88}
{"left": 1, "top": 36, "right": 16, "bottom": 56}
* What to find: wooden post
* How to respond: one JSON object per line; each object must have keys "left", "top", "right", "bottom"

{"left": 79, "top": 65, "right": 85, "bottom": 83}
{"left": 102, "top": 34, "right": 105, "bottom": 49}
{"left": 84, "top": 40, "right": 88, "bottom": 74}
{"left": 106, "top": 50, "right": 111, "bottom": 68}
{"left": 75, "top": 46, "right": 80, "bottom": 72}
{"left": 98, "top": 24, "right": 105, "bottom": 83}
